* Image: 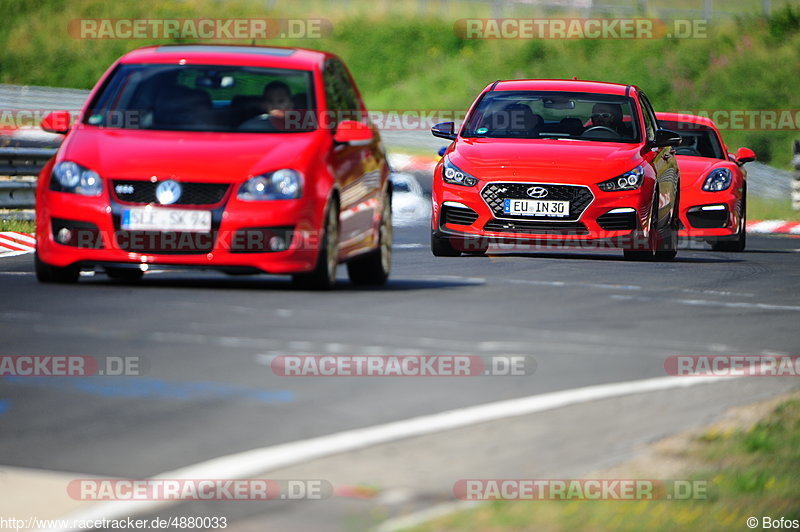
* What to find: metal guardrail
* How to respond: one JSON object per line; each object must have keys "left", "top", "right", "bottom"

{"left": 0, "top": 147, "right": 57, "bottom": 177}
{"left": 0, "top": 84, "right": 86, "bottom": 209}
{"left": 0, "top": 84, "right": 89, "bottom": 111}
{"left": 0, "top": 178, "right": 36, "bottom": 208}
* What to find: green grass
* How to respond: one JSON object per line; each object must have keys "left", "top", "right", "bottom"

{"left": 748, "top": 196, "right": 800, "bottom": 221}
{"left": 0, "top": 218, "right": 35, "bottom": 233}
{"left": 1, "top": 0, "right": 798, "bottom": 167}
{"left": 407, "top": 397, "right": 800, "bottom": 532}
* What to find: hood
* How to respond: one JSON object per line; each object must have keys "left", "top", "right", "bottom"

{"left": 674, "top": 155, "right": 737, "bottom": 188}
{"left": 57, "top": 127, "right": 323, "bottom": 182}
{"left": 449, "top": 138, "right": 646, "bottom": 182}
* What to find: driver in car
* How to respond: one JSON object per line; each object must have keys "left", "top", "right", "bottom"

{"left": 590, "top": 103, "right": 632, "bottom": 138}
{"left": 261, "top": 81, "right": 295, "bottom": 120}
{"left": 239, "top": 80, "right": 298, "bottom": 130}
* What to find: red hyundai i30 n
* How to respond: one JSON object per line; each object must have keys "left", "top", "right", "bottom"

{"left": 430, "top": 79, "right": 682, "bottom": 260}
{"left": 656, "top": 112, "right": 755, "bottom": 252}
{"left": 35, "top": 44, "right": 392, "bottom": 289}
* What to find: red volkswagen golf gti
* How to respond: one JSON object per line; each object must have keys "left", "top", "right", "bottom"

{"left": 656, "top": 112, "right": 755, "bottom": 252}
{"left": 430, "top": 79, "right": 682, "bottom": 260}
{"left": 35, "top": 44, "right": 392, "bottom": 289}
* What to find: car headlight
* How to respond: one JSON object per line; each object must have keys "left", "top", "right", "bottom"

{"left": 702, "top": 168, "right": 732, "bottom": 191}
{"left": 238, "top": 169, "right": 303, "bottom": 200}
{"left": 50, "top": 161, "right": 103, "bottom": 196}
{"left": 442, "top": 157, "right": 478, "bottom": 187}
{"left": 598, "top": 165, "right": 644, "bottom": 192}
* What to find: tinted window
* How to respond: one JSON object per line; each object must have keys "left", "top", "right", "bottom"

{"left": 332, "top": 60, "right": 360, "bottom": 112}
{"left": 323, "top": 62, "right": 344, "bottom": 112}
{"left": 658, "top": 120, "right": 726, "bottom": 159}
{"left": 84, "top": 63, "right": 315, "bottom": 132}
{"left": 323, "top": 59, "right": 360, "bottom": 123}
{"left": 638, "top": 93, "right": 657, "bottom": 142}
{"left": 462, "top": 91, "right": 640, "bottom": 143}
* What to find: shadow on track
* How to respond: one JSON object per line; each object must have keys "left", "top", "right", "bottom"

{"left": 80, "top": 275, "right": 480, "bottom": 292}
{"left": 477, "top": 251, "right": 742, "bottom": 264}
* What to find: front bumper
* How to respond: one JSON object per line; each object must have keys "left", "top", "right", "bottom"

{"left": 678, "top": 189, "right": 743, "bottom": 240}
{"left": 36, "top": 189, "right": 324, "bottom": 274}
{"left": 432, "top": 181, "right": 655, "bottom": 250}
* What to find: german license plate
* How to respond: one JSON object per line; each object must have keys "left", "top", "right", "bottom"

{"left": 503, "top": 199, "right": 569, "bottom": 217}
{"left": 121, "top": 207, "right": 212, "bottom": 232}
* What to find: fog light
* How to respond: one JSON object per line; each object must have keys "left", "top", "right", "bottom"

{"left": 269, "top": 236, "right": 287, "bottom": 251}
{"left": 57, "top": 227, "right": 72, "bottom": 244}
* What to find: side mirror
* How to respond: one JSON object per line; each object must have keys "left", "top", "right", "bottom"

{"left": 41, "top": 110, "right": 73, "bottom": 134}
{"left": 651, "top": 128, "right": 682, "bottom": 148}
{"left": 431, "top": 122, "right": 456, "bottom": 141}
{"left": 734, "top": 147, "right": 756, "bottom": 164}
{"left": 333, "top": 120, "right": 373, "bottom": 146}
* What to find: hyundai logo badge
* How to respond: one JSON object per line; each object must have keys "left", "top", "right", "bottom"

{"left": 526, "top": 186, "right": 549, "bottom": 199}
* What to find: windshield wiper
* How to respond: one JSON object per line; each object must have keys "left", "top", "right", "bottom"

{"left": 537, "top": 133, "right": 571, "bottom": 139}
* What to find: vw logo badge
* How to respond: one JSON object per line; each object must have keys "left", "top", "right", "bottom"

{"left": 155, "top": 180, "right": 182, "bottom": 205}
{"left": 526, "top": 186, "right": 548, "bottom": 199}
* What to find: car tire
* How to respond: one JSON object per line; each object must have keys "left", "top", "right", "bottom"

{"left": 623, "top": 197, "right": 660, "bottom": 261}
{"left": 35, "top": 252, "right": 79, "bottom": 284}
{"left": 293, "top": 198, "right": 339, "bottom": 290}
{"left": 431, "top": 232, "right": 462, "bottom": 257}
{"left": 348, "top": 190, "right": 392, "bottom": 286}
{"left": 105, "top": 267, "right": 144, "bottom": 282}
{"left": 654, "top": 190, "right": 678, "bottom": 261}
{"left": 712, "top": 193, "right": 746, "bottom": 252}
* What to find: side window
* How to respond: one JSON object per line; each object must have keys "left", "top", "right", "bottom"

{"left": 324, "top": 59, "right": 362, "bottom": 126}
{"left": 333, "top": 61, "right": 359, "bottom": 113}
{"left": 323, "top": 61, "right": 343, "bottom": 112}
{"left": 639, "top": 93, "right": 657, "bottom": 142}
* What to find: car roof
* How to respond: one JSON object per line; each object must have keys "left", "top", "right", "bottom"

{"left": 490, "top": 79, "right": 633, "bottom": 96}
{"left": 119, "top": 44, "right": 333, "bottom": 70}
{"left": 656, "top": 112, "right": 718, "bottom": 129}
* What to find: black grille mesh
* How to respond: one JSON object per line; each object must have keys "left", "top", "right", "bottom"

{"left": 442, "top": 205, "right": 479, "bottom": 226}
{"left": 481, "top": 183, "right": 593, "bottom": 221}
{"left": 112, "top": 180, "right": 229, "bottom": 206}
{"left": 597, "top": 211, "right": 638, "bottom": 230}
{"left": 484, "top": 219, "right": 589, "bottom": 235}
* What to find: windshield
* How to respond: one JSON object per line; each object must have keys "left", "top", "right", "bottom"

{"left": 84, "top": 63, "right": 315, "bottom": 133}
{"left": 658, "top": 120, "right": 725, "bottom": 159}
{"left": 462, "top": 90, "right": 640, "bottom": 143}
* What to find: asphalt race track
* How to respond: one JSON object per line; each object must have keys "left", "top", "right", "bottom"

{"left": 1, "top": 221, "right": 799, "bottom": 531}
